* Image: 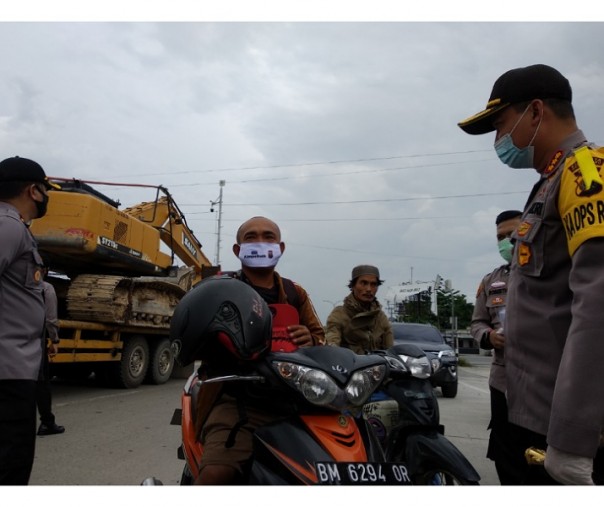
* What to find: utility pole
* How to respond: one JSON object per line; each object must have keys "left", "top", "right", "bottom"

{"left": 210, "top": 180, "right": 225, "bottom": 267}
{"left": 432, "top": 274, "right": 442, "bottom": 317}
{"left": 444, "top": 279, "right": 458, "bottom": 358}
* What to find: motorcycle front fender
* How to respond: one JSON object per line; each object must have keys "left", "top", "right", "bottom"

{"left": 401, "top": 432, "right": 481, "bottom": 483}
{"left": 250, "top": 414, "right": 382, "bottom": 485}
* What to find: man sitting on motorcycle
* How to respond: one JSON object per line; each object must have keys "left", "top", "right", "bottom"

{"left": 194, "top": 216, "right": 324, "bottom": 485}
{"left": 230, "top": 216, "right": 324, "bottom": 347}
{"left": 324, "top": 265, "right": 393, "bottom": 354}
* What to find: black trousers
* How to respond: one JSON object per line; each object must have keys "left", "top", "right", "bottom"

{"left": 36, "top": 344, "right": 55, "bottom": 426}
{"left": 487, "top": 386, "right": 535, "bottom": 484}
{"left": 0, "top": 379, "right": 37, "bottom": 485}
{"left": 488, "top": 386, "right": 560, "bottom": 485}
{"left": 489, "top": 386, "right": 604, "bottom": 485}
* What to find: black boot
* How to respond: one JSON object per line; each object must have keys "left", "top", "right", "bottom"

{"left": 37, "top": 423, "right": 65, "bottom": 436}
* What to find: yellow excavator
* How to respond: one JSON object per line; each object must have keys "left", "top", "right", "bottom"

{"left": 30, "top": 179, "right": 218, "bottom": 388}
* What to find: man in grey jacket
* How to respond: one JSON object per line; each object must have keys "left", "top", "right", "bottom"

{"left": 0, "top": 156, "right": 59, "bottom": 484}
{"left": 470, "top": 209, "right": 522, "bottom": 484}
{"left": 459, "top": 64, "right": 604, "bottom": 485}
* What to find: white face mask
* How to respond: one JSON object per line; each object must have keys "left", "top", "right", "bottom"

{"left": 238, "top": 242, "right": 282, "bottom": 268}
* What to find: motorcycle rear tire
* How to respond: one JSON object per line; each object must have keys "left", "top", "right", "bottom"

{"left": 180, "top": 465, "right": 194, "bottom": 486}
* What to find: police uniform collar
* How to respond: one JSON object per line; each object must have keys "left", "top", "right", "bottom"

{"left": 540, "top": 130, "right": 587, "bottom": 179}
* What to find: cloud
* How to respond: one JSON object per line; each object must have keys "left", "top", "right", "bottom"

{"left": 1, "top": 21, "right": 602, "bottom": 323}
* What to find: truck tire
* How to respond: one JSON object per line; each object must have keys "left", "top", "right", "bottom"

{"left": 103, "top": 335, "right": 150, "bottom": 388}
{"left": 145, "top": 338, "right": 174, "bottom": 385}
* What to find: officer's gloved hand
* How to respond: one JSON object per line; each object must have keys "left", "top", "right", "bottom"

{"left": 544, "top": 445, "right": 594, "bottom": 485}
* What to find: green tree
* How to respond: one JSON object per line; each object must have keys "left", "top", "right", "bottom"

{"left": 385, "top": 276, "right": 474, "bottom": 332}
{"left": 397, "top": 290, "right": 435, "bottom": 324}
{"left": 435, "top": 289, "right": 474, "bottom": 331}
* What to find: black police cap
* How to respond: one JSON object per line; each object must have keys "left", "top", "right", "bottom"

{"left": 458, "top": 64, "right": 572, "bottom": 135}
{"left": 0, "top": 156, "right": 60, "bottom": 189}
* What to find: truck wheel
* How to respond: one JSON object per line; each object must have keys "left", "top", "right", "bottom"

{"left": 145, "top": 338, "right": 174, "bottom": 385}
{"left": 103, "top": 335, "right": 149, "bottom": 388}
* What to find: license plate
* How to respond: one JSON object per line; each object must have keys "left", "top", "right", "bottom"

{"left": 315, "top": 462, "right": 412, "bottom": 485}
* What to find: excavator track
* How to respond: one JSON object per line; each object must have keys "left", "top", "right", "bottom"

{"left": 67, "top": 274, "right": 186, "bottom": 329}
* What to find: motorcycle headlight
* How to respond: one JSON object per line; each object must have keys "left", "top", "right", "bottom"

{"left": 345, "top": 365, "right": 386, "bottom": 405}
{"left": 300, "top": 369, "right": 338, "bottom": 405}
{"left": 273, "top": 361, "right": 338, "bottom": 406}
{"left": 398, "top": 354, "right": 432, "bottom": 379}
{"left": 272, "top": 361, "right": 386, "bottom": 411}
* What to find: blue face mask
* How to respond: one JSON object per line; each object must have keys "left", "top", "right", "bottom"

{"left": 494, "top": 104, "right": 541, "bottom": 169}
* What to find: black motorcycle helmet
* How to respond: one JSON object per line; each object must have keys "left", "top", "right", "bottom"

{"left": 170, "top": 275, "right": 273, "bottom": 366}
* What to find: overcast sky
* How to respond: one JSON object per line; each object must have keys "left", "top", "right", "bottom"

{"left": 3, "top": 16, "right": 604, "bottom": 323}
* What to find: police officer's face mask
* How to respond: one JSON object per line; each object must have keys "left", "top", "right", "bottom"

{"left": 494, "top": 104, "right": 542, "bottom": 169}
{"left": 33, "top": 185, "right": 49, "bottom": 218}
{"left": 498, "top": 238, "right": 514, "bottom": 263}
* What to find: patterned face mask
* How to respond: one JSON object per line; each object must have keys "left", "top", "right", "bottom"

{"left": 238, "top": 242, "right": 282, "bottom": 268}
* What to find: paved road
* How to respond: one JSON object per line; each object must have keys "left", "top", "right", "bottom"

{"left": 27, "top": 354, "right": 498, "bottom": 486}
{"left": 438, "top": 353, "right": 498, "bottom": 485}
{"left": 29, "top": 376, "right": 185, "bottom": 485}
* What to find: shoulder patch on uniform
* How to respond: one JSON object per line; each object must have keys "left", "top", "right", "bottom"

{"left": 572, "top": 146, "right": 604, "bottom": 197}
{"left": 559, "top": 146, "right": 604, "bottom": 256}
{"left": 518, "top": 243, "right": 531, "bottom": 266}
{"left": 516, "top": 221, "right": 532, "bottom": 237}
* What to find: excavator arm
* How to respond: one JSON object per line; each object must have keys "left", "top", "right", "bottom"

{"left": 122, "top": 187, "right": 213, "bottom": 286}
{"left": 31, "top": 180, "right": 216, "bottom": 284}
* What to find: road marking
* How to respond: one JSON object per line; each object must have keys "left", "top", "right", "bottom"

{"left": 459, "top": 380, "right": 489, "bottom": 395}
{"left": 54, "top": 389, "right": 141, "bottom": 408}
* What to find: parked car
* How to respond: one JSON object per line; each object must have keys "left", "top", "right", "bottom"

{"left": 391, "top": 322, "right": 458, "bottom": 398}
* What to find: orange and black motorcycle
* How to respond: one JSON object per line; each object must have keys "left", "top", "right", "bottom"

{"left": 176, "top": 344, "right": 413, "bottom": 485}
{"left": 170, "top": 275, "right": 412, "bottom": 486}
{"left": 170, "top": 275, "right": 480, "bottom": 486}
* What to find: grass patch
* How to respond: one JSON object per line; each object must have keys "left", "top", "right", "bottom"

{"left": 458, "top": 356, "right": 472, "bottom": 367}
